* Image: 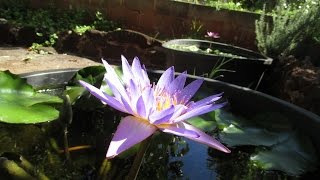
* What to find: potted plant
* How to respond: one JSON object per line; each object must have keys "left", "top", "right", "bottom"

{"left": 0, "top": 56, "right": 319, "bottom": 179}
{"left": 162, "top": 39, "right": 273, "bottom": 89}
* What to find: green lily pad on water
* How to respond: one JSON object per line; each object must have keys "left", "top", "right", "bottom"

{"left": 0, "top": 71, "right": 62, "bottom": 124}
{"left": 187, "top": 115, "right": 216, "bottom": 132}
{"left": 216, "top": 110, "right": 292, "bottom": 147}
{"left": 65, "top": 65, "right": 121, "bottom": 108}
{"left": 214, "top": 109, "right": 319, "bottom": 176}
{"left": 251, "top": 132, "right": 319, "bottom": 176}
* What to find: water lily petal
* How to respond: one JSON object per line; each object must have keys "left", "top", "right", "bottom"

{"left": 169, "top": 104, "right": 187, "bottom": 121}
{"left": 141, "top": 86, "right": 154, "bottom": 118}
{"left": 141, "top": 64, "right": 150, "bottom": 86}
{"left": 79, "top": 80, "right": 125, "bottom": 113}
{"left": 104, "top": 77, "right": 130, "bottom": 103}
{"left": 157, "top": 123, "right": 200, "bottom": 138}
{"left": 177, "top": 79, "right": 203, "bottom": 103}
{"left": 167, "top": 71, "right": 187, "bottom": 94}
{"left": 132, "top": 57, "right": 145, "bottom": 84}
{"left": 121, "top": 96, "right": 134, "bottom": 115}
{"left": 174, "top": 102, "right": 227, "bottom": 123}
{"left": 156, "top": 67, "right": 174, "bottom": 91}
{"left": 149, "top": 105, "right": 175, "bottom": 124}
{"left": 189, "top": 93, "right": 223, "bottom": 109}
{"left": 136, "top": 96, "right": 146, "bottom": 118}
{"left": 121, "top": 55, "right": 134, "bottom": 84}
{"left": 127, "top": 79, "right": 140, "bottom": 108}
{"left": 179, "top": 122, "right": 230, "bottom": 153}
{"left": 103, "top": 75, "right": 121, "bottom": 99}
{"left": 106, "top": 116, "right": 157, "bottom": 158}
{"left": 102, "top": 59, "right": 129, "bottom": 100}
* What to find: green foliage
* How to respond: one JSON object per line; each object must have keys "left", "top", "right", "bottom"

{"left": 0, "top": 2, "right": 121, "bottom": 52}
{"left": 93, "top": 11, "right": 120, "bottom": 31}
{"left": 73, "top": 25, "right": 93, "bottom": 35}
{"left": 0, "top": 71, "right": 62, "bottom": 124}
{"left": 188, "top": 19, "right": 204, "bottom": 39}
{"left": 65, "top": 65, "right": 107, "bottom": 109}
{"left": 255, "top": 0, "right": 320, "bottom": 57}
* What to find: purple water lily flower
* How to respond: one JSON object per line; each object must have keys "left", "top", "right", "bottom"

{"left": 79, "top": 55, "right": 230, "bottom": 158}
{"left": 206, "top": 31, "right": 220, "bottom": 39}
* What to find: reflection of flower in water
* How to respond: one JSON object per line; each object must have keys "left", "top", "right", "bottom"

{"left": 80, "top": 55, "right": 230, "bottom": 158}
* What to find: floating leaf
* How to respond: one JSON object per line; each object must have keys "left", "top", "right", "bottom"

{"left": 219, "top": 124, "right": 289, "bottom": 147}
{"left": 216, "top": 110, "right": 290, "bottom": 147}
{"left": 70, "top": 65, "right": 106, "bottom": 85}
{"left": 214, "top": 108, "right": 319, "bottom": 175}
{"left": 251, "top": 132, "right": 319, "bottom": 176}
{"left": 215, "top": 109, "right": 249, "bottom": 130}
{"left": 65, "top": 66, "right": 106, "bottom": 107}
{"left": 65, "top": 65, "right": 123, "bottom": 108}
{"left": 187, "top": 115, "right": 216, "bottom": 132}
{"left": 0, "top": 71, "right": 62, "bottom": 124}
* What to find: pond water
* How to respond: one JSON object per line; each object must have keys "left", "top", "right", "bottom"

{"left": 1, "top": 84, "right": 319, "bottom": 179}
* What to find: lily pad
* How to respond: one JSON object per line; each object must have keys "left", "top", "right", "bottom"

{"left": 0, "top": 71, "right": 62, "bottom": 124}
{"left": 65, "top": 66, "right": 106, "bottom": 107}
{"left": 66, "top": 65, "right": 123, "bottom": 108}
{"left": 250, "top": 132, "right": 319, "bottom": 176}
{"left": 187, "top": 115, "right": 216, "bottom": 132}
{"left": 216, "top": 110, "right": 290, "bottom": 147}
{"left": 219, "top": 124, "right": 289, "bottom": 147}
{"left": 214, "top": 109, "right": 249, "bottom": 130}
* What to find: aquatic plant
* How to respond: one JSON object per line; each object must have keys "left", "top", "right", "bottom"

{"left": 206, "top": 31, "right": 220, "bottom": 39}
{"left": 79, "top": 55, "right": 230, "bottom": 158}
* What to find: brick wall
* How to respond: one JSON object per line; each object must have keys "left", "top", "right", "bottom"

{"left": 29, "top": 0, "right": 261, "bottom": 50}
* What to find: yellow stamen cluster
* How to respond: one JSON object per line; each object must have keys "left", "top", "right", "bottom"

{"left": 156, "top": 92, "right": 178, "bottom": 111}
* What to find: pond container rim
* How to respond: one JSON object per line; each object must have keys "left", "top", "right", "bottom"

{"left": 20, "top": 68, "right": 320, "bottom": 152}
{"left": 20, "top": 68, "right": 319, "bottom": 120}
{"left": 162, "top": 38, "right": 273, "bottom": 64}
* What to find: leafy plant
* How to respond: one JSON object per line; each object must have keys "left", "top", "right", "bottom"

{"left": 0, "top": 71, "right": 62, "bottom": 124}
{"left": 255, "top": 0, "right": 320, "bottom": 57}
{"left": 0, "top": 2, "right": 121, "bottom": 52}
{"left": 73, "top": 25, "right": 93, "bottom": 35}
{"left": 188, "top": 19, "right": 204, "bottom": 39}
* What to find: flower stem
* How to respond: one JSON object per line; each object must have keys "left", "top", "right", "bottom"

{"left": 126, "top": 135, "right": 153, "bottom": 180}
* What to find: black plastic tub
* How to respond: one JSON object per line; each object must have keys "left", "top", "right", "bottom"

{"left": 162, "top": 39, "right": 273, "bottom": 88}
{"left": 21, "top": 69, "right": 320, "bottom": 152}
{"left": 16, "top": 69, "right": 320, "bottom": 179}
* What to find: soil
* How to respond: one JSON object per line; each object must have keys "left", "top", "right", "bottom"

{"left": 268, "top": 56, "right": 320, "bottom": 115}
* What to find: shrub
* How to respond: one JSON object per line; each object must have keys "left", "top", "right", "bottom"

{"left": 255, "top": 0, "right": 320, "bottom": 58}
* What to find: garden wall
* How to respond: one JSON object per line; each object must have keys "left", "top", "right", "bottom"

{"left": 29, "top": 0, "right": 261, "bottom": 50}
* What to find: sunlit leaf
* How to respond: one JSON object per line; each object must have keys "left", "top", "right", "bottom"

{"left": 65, "top": 66, "right": 106, "bottom": 107}
{"left": 65, "top": 65, "right": 123, "bottom": 108}
{"left": 187, "top": 116, "right": 216, "bottom": 132}
{"left": 214, "top": 109, "right": 248, "bottom": 130}
{"left": 0, "top": 71, "right": 62, "bottom": 124}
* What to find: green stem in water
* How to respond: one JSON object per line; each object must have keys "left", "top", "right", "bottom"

{"left": 98, "top": 158, "right": 112, "bottom": 180}
{"left": 60, "top": 95, "right": 73, "bottom": 162}
{"left": 126, "top": 135, "right": 153, "bottom": 180}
